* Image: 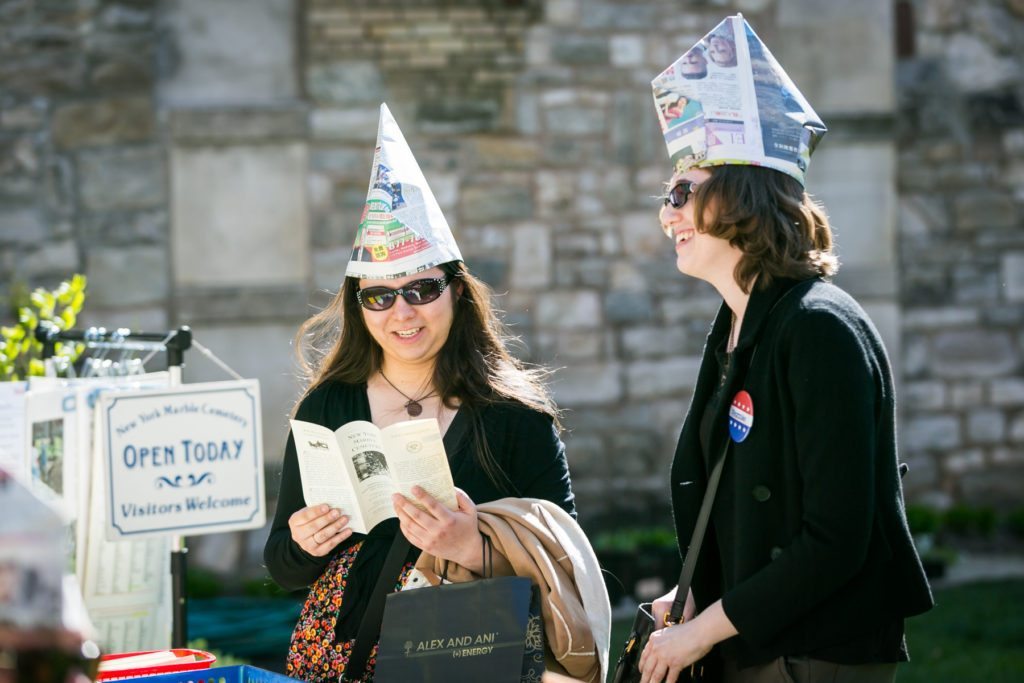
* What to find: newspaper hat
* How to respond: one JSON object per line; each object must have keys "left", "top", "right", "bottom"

{"left": 651, "top": 14, "right": 826, "bottom": 185}
{"left": 347, "top": 104, "right": 462, "bottom": 280}
{"left": 0, "top": 467, "right": 67, "bottom": 629}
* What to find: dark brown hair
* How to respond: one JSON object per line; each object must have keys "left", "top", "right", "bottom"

{"left": 690, "top": 165, "right": 839, "bottom": 292}
{"left": 293, "top": 260, "right": 560, "bottom": 493}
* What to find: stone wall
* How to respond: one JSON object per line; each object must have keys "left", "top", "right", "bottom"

{"left": 896, "top": 0, "right": 1024, "bottom": 509}
{"left": 1, "top": 0, "right": 1022, "bottom": 576}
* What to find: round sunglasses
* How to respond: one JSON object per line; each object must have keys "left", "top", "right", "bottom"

{"left": 356, "top": 275, "right": 453, "bottom": 311}
{"left": 661, "top": 180, "right": 700, "bottom": 210}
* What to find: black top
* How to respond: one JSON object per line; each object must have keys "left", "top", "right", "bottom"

{"left": 263, "top": 380, "right": 576, "bottom": 638}
{"left": 671, "top": 277, "right": 934, "bottom": 667}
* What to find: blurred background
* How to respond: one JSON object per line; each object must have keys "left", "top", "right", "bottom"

{"left": 2, "top": 0, "right": 1023, "bottom": 678}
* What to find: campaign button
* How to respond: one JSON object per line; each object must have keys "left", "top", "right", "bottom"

{"left": 728, "top": 390, "right": 754, "bottom": 443}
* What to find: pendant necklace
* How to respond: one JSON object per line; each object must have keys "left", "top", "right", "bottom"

{"left": 379, "top": 371, "right": 437, "bottom": 417}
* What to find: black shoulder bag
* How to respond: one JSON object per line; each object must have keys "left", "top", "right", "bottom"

{"left": 610, "top": 435, "right": 729, "bottom": 683}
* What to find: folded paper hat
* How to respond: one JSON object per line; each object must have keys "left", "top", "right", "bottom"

{"left": 347, "top": 103, "right": 462, "bottom": 280}
{"left": 652, "top": 14, "right": 826, "bottom": 185}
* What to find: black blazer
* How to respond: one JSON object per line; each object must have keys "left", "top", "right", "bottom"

{"left": 671, "top": 277, "right": 933, "bottom": 666}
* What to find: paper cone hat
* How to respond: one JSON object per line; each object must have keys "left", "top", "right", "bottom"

{"left": 651, "top": 14, "right": 826, "bottom": 185}
{"left": 347, "top": 104, "right": 462, "bottom": 280}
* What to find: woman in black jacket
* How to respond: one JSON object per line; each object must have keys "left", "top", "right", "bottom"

{"left": 639, "top": 16, "right": 933, "bottom": 683}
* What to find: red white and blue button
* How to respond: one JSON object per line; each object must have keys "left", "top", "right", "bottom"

{"left": 728, "top": 390, "right": 754, "bottom": 443}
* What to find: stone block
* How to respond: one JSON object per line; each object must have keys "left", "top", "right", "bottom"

{"left": 466, "top": 136, "right": 539, "bottom": 170}
{"left": 509, "top": 223, "right": 551, "bottom": 290}
{"left": 545, "top": 0, "right": 580, "bottom": 25}
{"left": 949, "top": 382, "right": 983, "bottom": 409}
{"left": 902, "top": 381, "right": 947, "bottom": 411}
{"left": 20, "top": 240, "right": 79, "bottom": 276}
{"left": 0, "top": 207, "right": 47, "bottom": 244}
{"left": 967, "top": 409, "right": 1005, "bottom": 444}
{"left": 610, "top": 35, "right": 646, "bottom": 67}
{"left": 621, "top": 325, "right": 689, "bottom": 360}
{"left": 80, "top": 210, "right": 167, "bottom": 246}
{"left": 959, "top": 465, "right": 1024, "bottom": 507}
{"left": 170, "top": 108, "right": 307, "bottom": 143}
{"left": 158, "top": 0, "right": 296, "bottom": 106}
{"left": 810, "top": 142, "right": 895, "bottom": 271}
{"left": 943, "top": 33, "right": 1019, "bottom": 94}
{"left": 544, "top": 105, "right": 607, "bottom": 137}
{"left": 312, "top": 247, "right": 348, "bottom": 292}
{"left": 943, "top": 449, "right": 986, "bottom": 475}
{"left": 52, "top": 97, "right": 154, "bottom": 149}
{"left": 535, "top": 290, "right": 602, "bottom": 329}
{"left": 555, "top": 331, "right": 604, "bottom": 361}
{"left": 78, "top": 307, "right": 169, "bottom": 333}
{"left": 930, "top": 330, "right": 1017, "bottom": 379}
{"left": 78, "top": 147, "right": 166, "bottom": 211}
{"left": 550, "top": 363, "right": 622, "bottom": 406}
{"left": 170, "top": 143, "right": 309, "bottom": 287}
{"left": 460, "top": 182, "right": 532, "bottom": 223}
{"left": 605, "top": 290, "right": 654, "bottom": 324}
{"left": 903, "top": 307, "right": 980, "bottom": 330}
{"left": 579, "top": 2, "right": 658, "bottom": 30}
{"left": 551, "top": 35, "right": 609, "bottom": 66}
{"left": 990, "top": 379, "right": 1024, "bottom": 406}
{"left": 626, "top": 357, "right": 703, "bottom": 400}
{"left": 307, "top": 61, "right": 384, "bottom": 104}
{"left": 182, "top": 322, "right": 304, "bottom": 467}
{"left": 86, "top": 246, "right": 169, "bottom": 307}
{"left": 776, "top": 0, "right": 894, "bottom": 113}
{"left": 309, "top": 107, "right": 382, "bottom": 143}
{"left": 902, "top": 414, "right": 961, "bottom": 451}
{"left": 1002, "top": 252, "right": 1024, "bottom": 302}
{"left": 953, "top": 191, "right": 1017, "bottom": 231}
{"left": 620, "top": 210, "right": 672, "bottom": 260}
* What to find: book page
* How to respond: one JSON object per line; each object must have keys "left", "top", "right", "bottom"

{"left": 290, "top": 419, "right": 368, "bottom": 533}
{"left": 380, "top": 419, "right": 456, "bottom": 511}
{"left": 335, "top": 421, "right": 400, "bottom": 530}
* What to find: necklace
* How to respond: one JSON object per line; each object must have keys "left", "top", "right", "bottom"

{"left": 379, "top": 371, "right": 437, "bottom": 417}
{"left": 727, "top": 313, "right": 739, "bottom": 353}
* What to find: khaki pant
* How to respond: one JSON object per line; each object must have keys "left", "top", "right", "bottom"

{"left": 723, "top": 656, "right": 897, "bottom": 683}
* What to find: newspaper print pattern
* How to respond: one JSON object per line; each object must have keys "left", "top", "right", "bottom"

{"left": 347, "top": 104, "right": 462, "bottom": 280}
{"left": 651, "top": 14, "right": 826, "bottom": 185}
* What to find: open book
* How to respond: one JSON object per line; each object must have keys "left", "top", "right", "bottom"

{"left": 289, "top": 418, "right": 457, "bottom": 534}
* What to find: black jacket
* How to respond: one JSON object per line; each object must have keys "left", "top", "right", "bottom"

{"left": 264, "top": 380, "right": 576, "bottom": 638}
{"left": 671, "top": 277, "right": 933, "bottom": 666}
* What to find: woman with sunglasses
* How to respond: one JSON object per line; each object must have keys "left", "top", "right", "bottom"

{"left": 264, "top": 106, "right": 576, "bottom": 682}
{"left": 638, "top": 17, "right": 932, "bottom": 683}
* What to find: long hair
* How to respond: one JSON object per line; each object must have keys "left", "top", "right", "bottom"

{"left": 690, "top": 165, "right": 839, "bottom": 292}
{"left": 293, "top": 260, "right": 560, "bottom": 493}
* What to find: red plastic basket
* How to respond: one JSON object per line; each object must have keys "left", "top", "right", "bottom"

{"left": 97, "top": 649, "right": 217, "bottom": 680}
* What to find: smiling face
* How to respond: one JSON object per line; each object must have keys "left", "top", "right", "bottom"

{"left": 658, "top": 167, "right": 742, "bottom": 287}
{"left": 358, "top": 266, "right": 457, "bottom": 373}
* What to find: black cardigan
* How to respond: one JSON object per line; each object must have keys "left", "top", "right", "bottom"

{"left": 671, "top": 277, "right": 933, "bottom": 667}
{"left": 263, "top": 380, "right": 576, "bottom": 638}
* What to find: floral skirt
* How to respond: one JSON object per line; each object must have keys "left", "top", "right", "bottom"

{"left": 286, "top": 542, "right": 413, "bottom": 683}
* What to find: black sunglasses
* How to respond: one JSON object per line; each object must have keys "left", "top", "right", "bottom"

{"left": 356, "top": 276, "right": 453, "bottom": 311}
{"left": 661, "top": 181, "right": 700, "bottom": 210}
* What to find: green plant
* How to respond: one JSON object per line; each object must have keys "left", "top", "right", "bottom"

{"left": 944, "top": 504, "right": 997, "bottom": 538}
{"left": 0, "top": 275, "right": 86, "bottom": 380}
{"left": 905, "top": 504, "right": 941, "bottom": 536}
{"left": 1006, "top": 507, "right": 1024, "bottom": 539}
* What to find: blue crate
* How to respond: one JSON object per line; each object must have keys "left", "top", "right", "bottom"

{"left": 123, "top": 665, "right": 299, "bottom": 683}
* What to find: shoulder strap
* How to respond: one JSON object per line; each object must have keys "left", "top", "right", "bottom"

{"left": 666, "top": 282, "right": 809, "bottom": 624}
{"left": 343, "top": 410, "right": 471, "bottom": 679}
{"left": 667, "top": 438, "right": 728, "bottom": 624}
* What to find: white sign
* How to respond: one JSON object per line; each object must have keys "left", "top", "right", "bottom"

{"left": 99, "top": 380, "right": 265, "bottom": 540}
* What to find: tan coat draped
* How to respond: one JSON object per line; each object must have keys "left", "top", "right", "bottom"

{"left": 414, "top": 498, "right": 611, "bottom": 683}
